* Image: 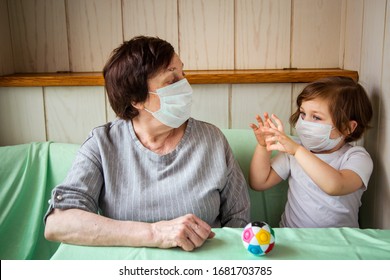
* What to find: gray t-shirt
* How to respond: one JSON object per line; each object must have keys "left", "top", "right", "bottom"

{"left": 271, "top": 141, "right": 373, "bottom": 228}
{"left": 45, "top": 118, "right": 250, "bottom": 228}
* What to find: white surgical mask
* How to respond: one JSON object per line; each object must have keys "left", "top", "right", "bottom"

{"left": 145, "top": 78, "right": 193, "bottom": 128}
{"left": 295, "top": 117, "right": 344, "bottom": 152}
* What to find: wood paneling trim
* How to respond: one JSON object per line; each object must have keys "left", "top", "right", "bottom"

{"left": 0, "top": 69, "right": 358, "bottom": 87}
{"left": 0, "top": 72, "right": 105, "bottom": 87}
{"left": 186, "top": 69, "right": 358, "bottom": 84}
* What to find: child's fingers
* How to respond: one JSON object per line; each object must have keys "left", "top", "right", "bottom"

{"left": 271, "top": 114, "right": 284, "bottom": 131}
{"left": 265, "top": 136, "right": 278, "bottom": 144}
{"left": 255, "top": 115, "right": 264, "bottom": 126}
{"left": 266, "top": 118, "right": 277, "bottom": 130}
{"left": 263, "top": 113, "right": 271, "bottom": 128}
{"left": 263, "top": 127, "right": 284, "bottom": 140}
{"left": 249, "top": 123, "right": 259, "bottom": 130}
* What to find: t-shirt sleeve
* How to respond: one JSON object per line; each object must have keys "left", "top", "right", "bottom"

{"left": 270, "top": 151, "right": 291, "bottom": 180}
{"left": 341, "top": 146, "right": 373, "bottom": 189}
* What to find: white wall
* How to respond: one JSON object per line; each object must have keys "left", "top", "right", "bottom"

{"left": 357, "top": 0, "right": 390, "bottom": 229}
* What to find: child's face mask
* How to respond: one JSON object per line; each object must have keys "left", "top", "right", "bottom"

{"left": 295, "top": 117, "right": 344, "bottom": 152}
{"left": 145, "top": 78, "right": 193, "bottom": 128}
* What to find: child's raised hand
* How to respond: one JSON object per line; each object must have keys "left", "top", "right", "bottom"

{"left": 262, "top": 114, "right": 300, "bottom": 155}
{"left": 250, "top": 113, "right": 271, "bottom": 147}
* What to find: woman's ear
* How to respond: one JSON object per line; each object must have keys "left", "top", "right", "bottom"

{"left": 348, "top": 120, "right": 358, "bottom": 134}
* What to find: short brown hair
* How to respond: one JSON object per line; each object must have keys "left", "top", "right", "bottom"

{"left": 103, "top": 36, "right": 175, "bottom": 120}
{"left": 289, "top": 76, "right": 373, "bottom": 142}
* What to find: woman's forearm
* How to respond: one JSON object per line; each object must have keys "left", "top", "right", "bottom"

{"left": 45, "top": 209, "right": 214, "bottom": 251}
{"left": 44, "top": 208, "right": 153, "bottom": 247}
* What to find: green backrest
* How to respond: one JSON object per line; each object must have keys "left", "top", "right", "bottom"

{"left": 222, "top": 129, "right": 288, "bottom": 227}
{"left": 0, "top": 142, "right": 78, "bottom": 260}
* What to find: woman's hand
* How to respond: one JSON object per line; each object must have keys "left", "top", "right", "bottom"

{"left": 151, "top": 214, "right": 215, "bottom": 251}
{"left": 262, "top": 114, "right": 300, "bottom": 156}
{"left": 250, "top": 112, "right": 272, "bottom": 147}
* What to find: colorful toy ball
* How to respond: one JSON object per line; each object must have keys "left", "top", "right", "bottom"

{"left": 242, "top": 221, "right": 275, "bottom": 256}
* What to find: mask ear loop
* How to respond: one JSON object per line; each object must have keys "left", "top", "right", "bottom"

{"left": 330, "top": 126, "right": 345, "bottom": 139}
{"left": 144, "top": 92, "right": 161, "bottom": 114}
{"left": 144, "top": 107, "right": 153, "bottom": 114}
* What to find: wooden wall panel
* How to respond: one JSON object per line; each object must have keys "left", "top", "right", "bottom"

{"left": 66, "top": 0, "right": 122, "bottom": 72}
{"left": 0, "top": 0, "right": 14, "bottom": 75}
{"left": 191, "top": 84, "right": 229, "bottom": 128}
{"left": 343, "top": 0, "right": 364, "bottom": 70}
{"left": 358, "top": 0, "right": 387, "bottom": 229}
{"left": 376, "top": 0, "right": 390, "bottom": 229}
{"left": 0, "top": 87, "right": 46, "bottom": 146}
{"left": 7, "top": 0, "right": 69, "bottom": 72}
{"left": 106, "top": 92, "right": 117, "bottom": 122}
{"left": 231, "top": 84, "right": 292, "bottom": 130}
{"left": 44, "top": 86, "right": 106, "bottom": 144}
{"left": 235, "top": 0, "right": 291, "bottom": 69}
{"left": 339, "top": 0, "right": 346, "bottom": 69}
{"left": 292, "top": 0, "right": 342, "bottom": 68}
{"left": 178, "top": 0, "right": 234, "bottom": 70}
{"left": 122, "top": 0, "right": 179, "bottom": 51}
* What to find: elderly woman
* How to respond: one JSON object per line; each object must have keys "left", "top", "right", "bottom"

{"left": 44, "top": 36, "right": 250, "bottom": 251}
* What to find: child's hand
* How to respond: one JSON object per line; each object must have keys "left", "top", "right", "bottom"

{"left": 250, "top": 113, "right": 271, "bottom": 147}
{"left": 262, "top": 114, "right": 300, "bottom": 155}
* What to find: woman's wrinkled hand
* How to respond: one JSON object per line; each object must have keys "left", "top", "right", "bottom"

{"left": 151, "top": 214, "right": 215, "bottom": 251}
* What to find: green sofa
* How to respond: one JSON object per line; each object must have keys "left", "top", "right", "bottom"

{"left": 0, "top": 129, "right": 287, "bottom": 260}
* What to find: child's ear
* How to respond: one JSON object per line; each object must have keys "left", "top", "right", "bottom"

{"left": 131, "top": 101, "right": 144, "bottom": 110}
{"left": 348, "top": 120, "right": 358, "bottom": 134}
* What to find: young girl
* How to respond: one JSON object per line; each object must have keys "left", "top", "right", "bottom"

{"left": 249, "top": 76, "right": 373, "bottom": 228}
